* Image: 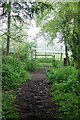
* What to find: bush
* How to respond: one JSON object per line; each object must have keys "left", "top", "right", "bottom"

{"left": 51, "top": 81, "right": 79, "bottom": 118}
{"left": 52, "top": 60, "right": 63, "bottom": 68}
{"left": 46, "top": 66, "right": 77, "bottom": 84}
{"left": 2, "top": 91, "right": 19, "bottom": 120}
{"left": 30, "top": 59, "right": 41, "bottom": 71}
{"left": 59, "top": 93, "right": 79, "bottom": 118}
{"left": 15, "top": 44, "right": 31, "bottom": 71}
{"left": 2, "top": 56, "right": 31, "bottom": 90}
{"left": 15, "top": 44, "right": 39, "bottom": 71}
{"left": 47, "top": 65, "right": 79, "bottom": 118}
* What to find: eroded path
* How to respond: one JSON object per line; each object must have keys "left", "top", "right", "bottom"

{"left": 16, "top": 67, "right": 59, "bottom": 120}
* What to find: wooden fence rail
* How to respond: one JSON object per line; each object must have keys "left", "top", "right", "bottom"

{"left": 32, "top": 51, "right": 63, "bottom": 60}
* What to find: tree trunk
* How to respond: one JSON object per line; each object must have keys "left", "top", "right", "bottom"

{"left": 6, "top": 2, "right": 11, "bottom": 55}
{"left": 75, "top": 2, "right": 80, "bottom": 80}
{"left": 64, "top": 42, "right": 70, "bottom": 66}
{"left": 65, "top": 42, "right": 68, "bottom": 57}
{"left": 75, "top": 55, "right": 80, "bottom": 81}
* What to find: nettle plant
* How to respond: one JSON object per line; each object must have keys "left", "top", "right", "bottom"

{"left": 2, "top": 56, "right": 31, "bottom": 90}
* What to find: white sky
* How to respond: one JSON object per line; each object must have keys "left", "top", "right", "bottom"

{"left": 28, "top": 19, "right": 40, "bottom": 37}
{"left": 28, "top": 26, "right": 40, "bottom": 37}
{"left": 27, "top": 20, "right": 65, "bottom": 52}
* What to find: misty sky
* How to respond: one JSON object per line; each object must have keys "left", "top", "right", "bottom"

{"left": 27, "top": 20, "right": 65, "bottom": 52}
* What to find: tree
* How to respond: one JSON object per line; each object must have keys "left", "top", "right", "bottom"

{"left": 0, "top": 1, "right": 52, "bottom": 55}
{"left": 35, "top": 2, "right": 79, "bottom": 65}
{"left": 6, "top": 2, "right": 11, "bottom": 55}
{"left": 1, "top": 1, "right": 33, "bottom": 54}
{"left": 34, "top": 1, "right": 80, "bottom": 79}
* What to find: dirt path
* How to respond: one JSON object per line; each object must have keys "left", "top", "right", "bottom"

{"left": 16, "top": 67, "right": 59, "bottom": 120}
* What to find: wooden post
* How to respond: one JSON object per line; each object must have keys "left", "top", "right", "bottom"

{"left": 64, "top": 56, "right": 70, "bottom": 66}
{"left": 45, "top": 52, "right": 46, "bottom": 58}
{"left": 54, "top": 55, "right": 55, "bottom": 62}
{"left": 6, "top": 2, "right": 11, "bottom": 55}
{"left": 35, "top": 50, "right": 36, "bottom": 59}
{"left": 31, "top": 50, "right": 33, "bottom": 71}
{"left": 52, "top": 55, "right": 55, "bottom": 67}
{"left": 61, "top": 53, "right": 63, "bottom": 60}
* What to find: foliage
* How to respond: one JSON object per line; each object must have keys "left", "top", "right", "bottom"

{"left": 51, "top": 79, "right": 79, "bottom": 118}
{"left": 30, "top": 59, "right": 41, "bottom": 71}
{"left": 2, "top": 56, "right": 31, "bottom": 90}
{"left": 35, "top": 2, "right": 80, "bottom": 75}
{"left": 15, "top": 44, "right": 30, "bottom": 67}
{"left": 54, "top": 92, "right": 79, "bottom": 118}
{"left": 1, "top": 20, "right": 28, "bottom": 54}
{"left": 2, "top": 91, "right": 19, "bottom": 120}
{"left": 52, "top": 60, "right": 63, "bottom": 68}
{"left": 15, "top": 43, "right": 39, "bottom": 71}
{"left": 1, "top": 1, "right": 52, "bottom": 19}
{"left": 47, "top": 64, "right": 79, "bottom": 118}
{"left": 47, "top": 65, "right": 77, "bottom": 83}
{"left": 36, "top": 58, "right": 52, "bottom": 68}
{"left": 2, "top": 43, "right": 41, "bottom": 118}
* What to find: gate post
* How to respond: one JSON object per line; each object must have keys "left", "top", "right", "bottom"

{"left": 52, "top": 55, "right": 55, "bottom": 67}
{"left": 61, "top": 53, "right": 63, "bottom": 60}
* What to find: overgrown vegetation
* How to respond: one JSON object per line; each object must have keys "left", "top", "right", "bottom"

{"left": 2, "top": 56, "right": 31, "bottom": 90}
{"left": 2, "top": 43, "right": 38, "bottom": 119}
{"left": 1, "top": 1, "right": 79, "bottom": 119}
{"left": 2, "top": 91, "right": 19, "bottom": 120}
{"left": 46, "top": 61, "right": 79, "bottom": 118}
{"left": 37, "top": 58, "right": 53, "bottom": 67}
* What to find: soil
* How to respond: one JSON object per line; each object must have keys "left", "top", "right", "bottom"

{"left": 16, "top": 67, "right": 59, "bottom": 120}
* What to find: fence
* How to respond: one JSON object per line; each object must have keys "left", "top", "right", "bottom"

{"left": 32, "top": 51, "right": 63, "bottom": 60}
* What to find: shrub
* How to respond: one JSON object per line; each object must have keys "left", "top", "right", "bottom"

{"left": 59, "top": 93, "right": 79, "bottom": 118}
{"left": 2, "top": 56, "right": 31, "bottom": 90}
{"left": 51, "top": 82, "right": 79, "bottom": 118}
{"left": 15, "top": 44, "right": 31, "bottom": 71}
{"left": 2, "top": 91, "right": 19, "bottom": 120}
{"left": 47, "top": 64, "right": 79, "bottom": 118}
{"left": 30, "top": 59, "right": 41, "bottom": 71}
{"left": 15, "top": 44, "right": 39, "bottom": 71}
{"left": 52, "top": 60, "right": 63, "bottom": 68}
{"left": 46, "top": 66, "right": 77, "bottom": 83}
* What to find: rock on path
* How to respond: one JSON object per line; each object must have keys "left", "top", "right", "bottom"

{"left": 16, "top": 68, "right": 59, "bottom": 120}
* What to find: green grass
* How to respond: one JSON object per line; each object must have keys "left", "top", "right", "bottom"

{"left": 38, "top": 62, "right": 52, "bottom": 67}
{"left": 37, "top": 57, "right": 53, "bottom": 63}
{"left": 37, "top": 58, "right": 53, "bottom": 68}
{"left": 34, "top": 58, "right": 63, "bottom": 68}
